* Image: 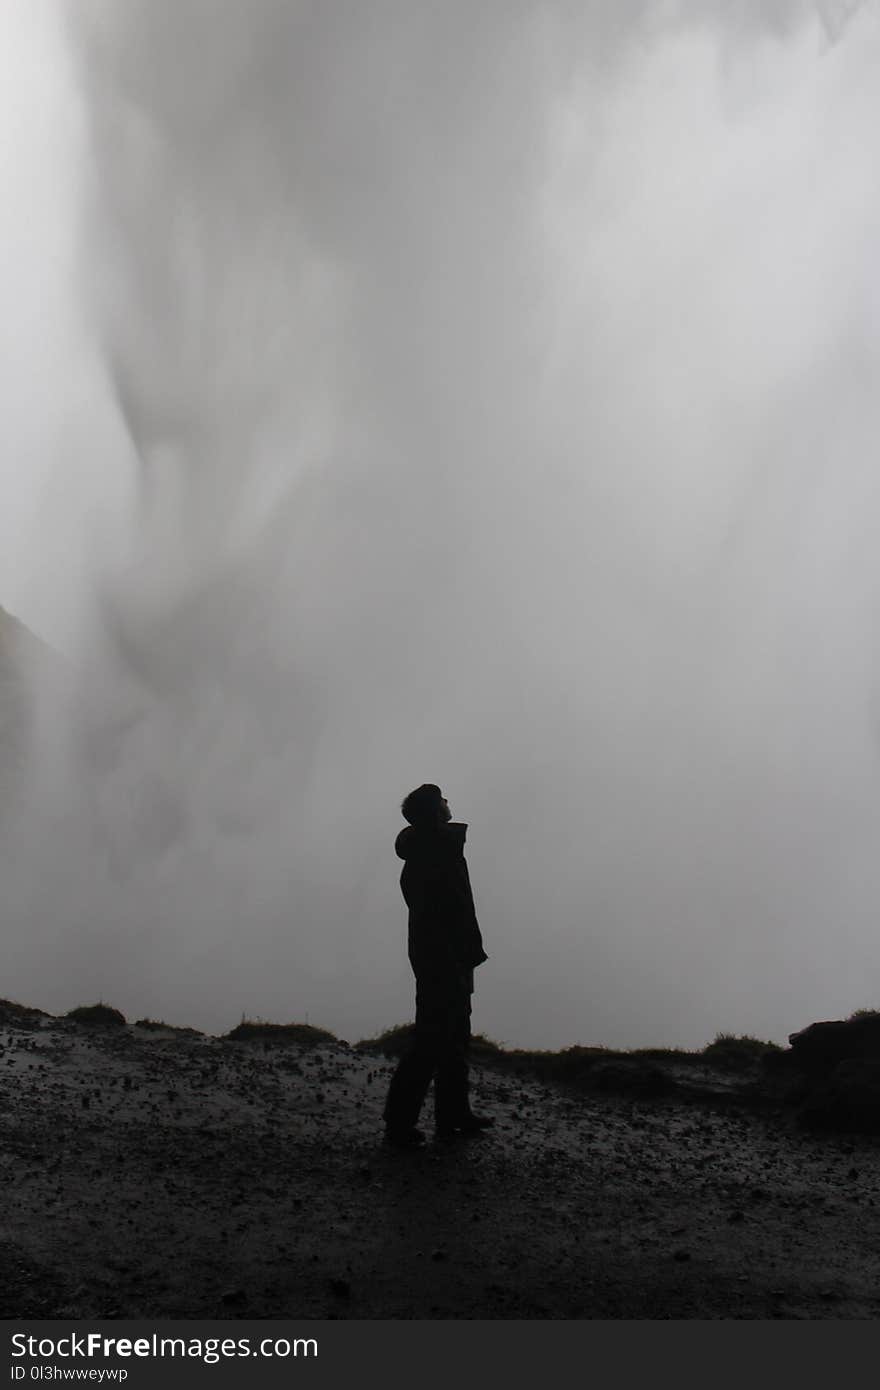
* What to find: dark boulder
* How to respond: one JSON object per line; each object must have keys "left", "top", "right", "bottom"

{"left": 789, "top": 1015, "right": 880, "bottom": 1071}
{"left": 797, "top": 1059, "right": 880, "bottom": 1134}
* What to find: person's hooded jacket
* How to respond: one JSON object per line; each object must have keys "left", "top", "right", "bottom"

{"left": 394, "top": 821, "right": 488, "bottom": 983}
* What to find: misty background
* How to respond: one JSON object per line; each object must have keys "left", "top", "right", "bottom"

{"left": 0, "top": 0, "right": 878, "bottom": 1049}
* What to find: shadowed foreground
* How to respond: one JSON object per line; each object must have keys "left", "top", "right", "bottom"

{"left": 2, "top": 1001, "right": 880, "bottom": 1319}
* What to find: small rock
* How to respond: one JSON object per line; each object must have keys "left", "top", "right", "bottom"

{"left": 220, "top": 1289, "right": 247, "bottom": 1306}
{"left": 673, "top": 1250, "right": 691, "bottom": 1262}
{"left": 329, "top": 1278, "right": 351, "bottom": 1298}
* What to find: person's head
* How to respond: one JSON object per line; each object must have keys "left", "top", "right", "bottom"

{"left": 400, "top": 783, "right": 452, "bottom": 828}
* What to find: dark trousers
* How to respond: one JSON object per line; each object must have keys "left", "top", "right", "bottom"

{"left": 384, "top": 973, "right": 472, "bottom": 1131}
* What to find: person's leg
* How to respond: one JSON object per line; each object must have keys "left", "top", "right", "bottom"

{"left": 383, "top": 1042, "right": 436, "bottom": 1133}
{"left": 435, "top": 977, "right": 495, "bottom": 1135}
{"left": 383, "top": 978, "right": 447, "bottom": 1134}
{"left": 433, "top": 981, "right": 472, "bottom": 1132}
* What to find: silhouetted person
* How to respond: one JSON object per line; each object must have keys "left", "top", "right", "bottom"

{"left": 383, "top": 783, "right": 493, "bottom": 1147}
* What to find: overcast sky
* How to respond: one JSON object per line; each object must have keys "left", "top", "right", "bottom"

{"left": 1, "top": 0, "right": 879, "bottom": 1049}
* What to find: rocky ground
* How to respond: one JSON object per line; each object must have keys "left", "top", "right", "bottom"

{"left": 2, "top": 1001, "right": 880, "bottom": 1320}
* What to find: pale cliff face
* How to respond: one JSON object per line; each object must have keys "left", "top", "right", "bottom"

{"left": 0, "top": 605, "right": 57, "bottom": 811}
{"left": 0, "top": 604, "right": 55, "bottom": 679}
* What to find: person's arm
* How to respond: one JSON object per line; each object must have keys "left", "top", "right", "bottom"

{"left": 453, "top": 860, "right": 488, "bottom": 967}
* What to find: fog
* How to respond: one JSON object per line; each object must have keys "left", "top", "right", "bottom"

{"left": 1, "top": 0, "right": 879, "bottom": 1049}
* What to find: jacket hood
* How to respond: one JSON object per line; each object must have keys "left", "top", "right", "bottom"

{"left": 395, "top": 821, "right": 468, "bottom": 860}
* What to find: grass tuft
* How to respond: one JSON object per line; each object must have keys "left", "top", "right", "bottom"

{"left": 66, "top": 1003, "right": 127, "bottom": 1028}
{"left": 700, "top": 1033, "right": 782, "bottom": 1071}
{"left": 134, "top": 1018, "right": 203, "bottom": 1037}
{"left": 226, "top": 1019, "right": 339, "bottom": 1048}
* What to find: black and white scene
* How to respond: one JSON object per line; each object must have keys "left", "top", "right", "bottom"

{"left": 2, "top": 0, "right": 880, "bottom": 1320}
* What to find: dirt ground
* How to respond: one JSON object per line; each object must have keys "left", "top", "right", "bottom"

{"left": 2, "top": 1005, "right": 880, "bottom": 1320}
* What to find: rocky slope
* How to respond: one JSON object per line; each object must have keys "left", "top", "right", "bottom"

{"left": 2, "top": 1000, "right": 880, "bottom": 1320}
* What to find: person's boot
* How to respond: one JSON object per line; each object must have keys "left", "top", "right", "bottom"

{"left": 456, "top": 1112, "right": 494, "bottom": 1133}
{"left": 384, "top": 1125, "right": 426, "bottom": 1149}
{"left": 435, "top": 1112, "right": 495, "bottom": 1140}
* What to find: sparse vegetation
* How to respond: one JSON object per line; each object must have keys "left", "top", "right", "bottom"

{"left": 355, "top": 1025, "right": 781, "bottom": 1085}
{"left": 66, "top": 1003, "right": 126, "bottom": 1028}
{"left": 0, "top": 992, "right": 789, "bottom": 1085}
